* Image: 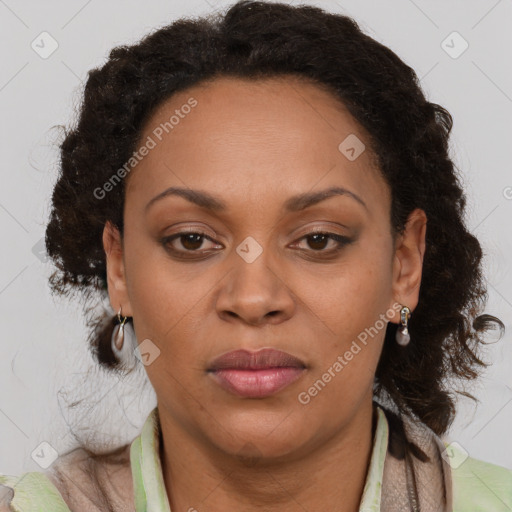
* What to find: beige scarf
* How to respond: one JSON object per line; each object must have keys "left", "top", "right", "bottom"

{"left": 380, "top": 405, "right": 453, "bottom": 511}
{"left": 10, "top": 403, "right": 452, "bottom": 511}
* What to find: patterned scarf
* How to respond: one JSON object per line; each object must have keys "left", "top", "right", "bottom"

{"left": 380, "top": 404, "right": 452, "bottom": 511}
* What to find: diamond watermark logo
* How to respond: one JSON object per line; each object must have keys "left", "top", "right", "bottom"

{"left": 441, "top": 441, "right": 469, "bottom": 469}
{"left": 236, "top": 236, "right": 263, "bottom": 263}
{"left": 31, "top": 31, "right": 59, "bottom": 59}
{"left": 134, "top": 338, "right": 161, "bottom": 366}
{"left": 441, "top": 31, "right": 469, "bottom": 59}
{"left": 338, "top": 134, "right": 365, "bottom": 161}
{"left": 31, "top": 441, "right": 58, "bottom": 469}
{"left": 31, "top": 237, "right": 49, "bottom": 263}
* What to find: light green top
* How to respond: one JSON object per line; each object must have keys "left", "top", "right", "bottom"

{"left": 1, "top": 405, "right": 511, "bottom": 511}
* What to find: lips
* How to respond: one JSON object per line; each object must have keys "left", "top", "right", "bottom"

{"left": 207, "top": 348, "right": 307, "bottom": 398}
{"left": 208, "top": 348, "right": 306, "bottom": 371}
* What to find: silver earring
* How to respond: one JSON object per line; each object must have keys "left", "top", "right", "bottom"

{"left": 396, "top": 305, "right": 411, "bottom": 346}
{"left": 112, "top": 307, "right": 128, "bottom": 351}
{"left": 112, "top": 308, "right": 138, "bottom": 367}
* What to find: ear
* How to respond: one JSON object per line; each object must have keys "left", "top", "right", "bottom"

{"left": 102, "top": 221, "right": 133, "bottom": 317}
{"left": 389, "top": 208, "right": 427, "bottom": 323}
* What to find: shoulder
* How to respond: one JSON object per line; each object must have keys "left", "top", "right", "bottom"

{"left": 445, "top": 441, "right": 512, "bottom": 511}
{"left": 0, "top": 471, "right": 70, "bottom": 511}
{"left": 0, "top": 444, "right": 133, "bottom": 512}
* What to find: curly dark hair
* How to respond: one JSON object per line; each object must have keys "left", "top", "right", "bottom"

{"left": 45, "top": 0, "right": 504, "bottom": 438}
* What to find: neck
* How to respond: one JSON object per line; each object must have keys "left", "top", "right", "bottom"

{"left": 158, "top": 398, "right": 377, "bottom": 512}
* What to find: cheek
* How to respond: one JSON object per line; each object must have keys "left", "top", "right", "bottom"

{"left": 122, "top": 230, "right": 221, "bottom": 380}
{"left": 300, "top": 246, "right": 392, "bottom": 347}
{"left": 122, "top": 232, "right": 191, "bottom": 347}
{"left": 294, "top": 238, "right": 393, "bottom": 406}
{"left": 295, "top": 266, "right": 390, "bottom": 422}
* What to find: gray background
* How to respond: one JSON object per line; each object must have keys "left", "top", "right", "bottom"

{"left": 1, "top": 0, "right": 511, "bottom": 475}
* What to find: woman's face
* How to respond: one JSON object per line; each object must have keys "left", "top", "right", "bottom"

{"left": 104, "top": 76, "right": 426, "bottom": 459}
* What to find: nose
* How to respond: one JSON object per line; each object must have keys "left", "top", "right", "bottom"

{"left": 215, "top": 249, "right": 295, "bottom": 327}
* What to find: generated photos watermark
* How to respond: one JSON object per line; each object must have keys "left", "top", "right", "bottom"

{"left": 93, "top": 97, "right": 198, "bottom": 200}
{"left": 297, "top": 302, "right": 402, "bottom": 405}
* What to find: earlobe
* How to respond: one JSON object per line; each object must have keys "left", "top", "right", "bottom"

{"left": 102, "top": 221, "right": 133, "bottom": 316}
{"left": 390, "top": 208, "right": 427, "bottom": 321}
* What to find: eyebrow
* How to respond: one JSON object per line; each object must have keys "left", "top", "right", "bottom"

{"left": 144, "top": 185, "right": 367, "bottom": 214}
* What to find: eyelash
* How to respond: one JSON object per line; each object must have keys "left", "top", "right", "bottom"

{"left": 160, "top": 229, "right": 353, "bottom": 260}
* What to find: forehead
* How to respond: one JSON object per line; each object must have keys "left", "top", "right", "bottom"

{"left": 126, "top": 75, "right": 388, "bottom": 220}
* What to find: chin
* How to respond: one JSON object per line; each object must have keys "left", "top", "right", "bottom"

{"left": 205, "top": 409, "right": 311, "bottom": 462}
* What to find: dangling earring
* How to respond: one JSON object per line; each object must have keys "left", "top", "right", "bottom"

{"left": 112, "top": 307, "right": 128, "bottom": 351}
{"left": 112, "top": 307, "right": 139, "bottom": 368}
{"left": 396, "top": 305, "right": 411, "bottom": 346}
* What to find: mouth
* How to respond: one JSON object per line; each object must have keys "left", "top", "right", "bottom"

{"left": 207, "top": 348, "right": 307, "bottom": 398}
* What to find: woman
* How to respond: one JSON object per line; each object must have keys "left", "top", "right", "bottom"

{"left": 1, "top": 1, "right": 510, "bottom": 510}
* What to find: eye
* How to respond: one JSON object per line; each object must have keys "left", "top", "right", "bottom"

{"left": 293, "top": 231, "right": 352, "bottom": 253}
{"left": 161, "top": 231, "right": 222, "bottom": 258}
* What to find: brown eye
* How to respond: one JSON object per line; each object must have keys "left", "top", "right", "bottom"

{"left": 295, "top": 232, "right": 352, "bottom": 252}
{"left": 179, "top": 233, "right": 206, "bottom": 251}
{"left": 161, "top": 231, "right": 221, "bottom": 257}
{"left": 305, "top": 233, "right": 330, "bottom": 250}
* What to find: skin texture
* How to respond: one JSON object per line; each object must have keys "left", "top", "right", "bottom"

{"left": 103, "top": 76, "right": 427, "bottom": 511}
